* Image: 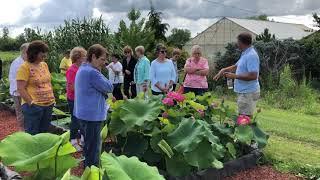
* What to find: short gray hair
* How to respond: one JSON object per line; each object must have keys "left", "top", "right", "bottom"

{"left": 135, "top": 45, "right": 145, "bottom": 54}
{"left": 191, "top": 45, "right": 202, "bottom": 56}
{"left": 20, "top": 43, "right": 29, "bottom": 52}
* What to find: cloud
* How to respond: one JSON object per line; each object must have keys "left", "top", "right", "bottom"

{"left": 96, "top": 0, "right": 320, "bottom": 20}
{"left": 18, "top": 0, "right": 93, "bottom": 26}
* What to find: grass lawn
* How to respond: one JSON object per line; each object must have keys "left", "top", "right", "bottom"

{"left": 213, "top": 95, "right": 320, "bottom": 178}
{"left": 0, "top": 51, "right": 20, "bottom": 62}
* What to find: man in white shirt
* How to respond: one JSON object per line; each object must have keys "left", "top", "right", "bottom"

{"left": 9, "top": 43, "right": 29, "bottom": 126}
{"left": 107, "top": 54, "right": 124, "bottom": 100}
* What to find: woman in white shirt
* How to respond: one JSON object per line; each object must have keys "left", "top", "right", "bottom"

{"left": 107, "top": 54, "right": 124, "bottom": 100}
{"left": 150, "top": 44, "right": 176, "bottom": 95}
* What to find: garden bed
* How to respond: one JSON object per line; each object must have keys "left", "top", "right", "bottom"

{"left": 0, "top": 109, "right": 300, "bottom": 179}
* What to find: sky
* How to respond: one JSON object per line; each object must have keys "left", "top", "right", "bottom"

{"left": 0, "top": 0, "right": 319, "bottom": 37}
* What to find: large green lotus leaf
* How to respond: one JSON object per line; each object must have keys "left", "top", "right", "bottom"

{"left": 234, "top": 126, "right": 254, "bottom": 144}
{"left": 167, "top": 119, "right": 208, "bottom": 153}
{"left": 122, "top": 132, "right": 149, "bottom": 158}
{"left": 165, "top": 154, "right": 192, "bottom": 177}
{"left": 80, "top": 166, "right": 103, "bottom": 180}
{"left": 150, "top": 134, "right": 162, "bottom": 153}
{"left": 252, "top": 125, "right": 269, "bottom": 148}
{"left": 109, "top": 99, "right": 161, "bottom": 135}
{"left": 120, "top": 99, "right": 161, "bottom": 127}
{"left": 30, "top": 155, "right": 79, "bottom": 179}
{"left": 0, "top": 132, "right": 65, "bottom": 170}
{"left": 109, "top": 116, "right": 127, "bottom": 135}
{"left": 101, "top": 152, "right": 165, "bottom": 180}
{"left": 183, "top": 141, "right": 223, "bottom": 170}
{"left": 61, "top": 169, "right": 81, "bottom": 180}
{"left": 212, "top": 122, "right": 233, "bottom": 135}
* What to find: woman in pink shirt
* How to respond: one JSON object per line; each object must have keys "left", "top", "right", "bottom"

{"left": 183, "top": 45, "right": 209, "bottom": 95}
{"left": 66, "top": 47, "right": 87, "bottom": 150}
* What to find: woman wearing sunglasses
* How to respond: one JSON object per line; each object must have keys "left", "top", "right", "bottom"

{"left": 150, "top": 44, "right": 176, "bottom": 95}
{"left": 183, "top": 45, "right": 209, "bottom": 96}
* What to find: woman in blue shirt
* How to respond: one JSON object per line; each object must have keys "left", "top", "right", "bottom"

{"left": 150, "top": 44, "right": 176, "bottom": 95}
{"left": 134, "top": 46, "right": 150, "bottom": 94}
{"left": 74, "top": 44, "right": 113, "bottom": 167}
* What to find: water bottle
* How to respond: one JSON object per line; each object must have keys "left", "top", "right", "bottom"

{"left": 227, "top": 78, "right": 233, "bottom": 90}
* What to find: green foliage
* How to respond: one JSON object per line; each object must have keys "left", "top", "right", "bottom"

{"left": 262, "top": 66, "right": 320, "bottom": 115}
{"left": 0, "top": 131, "right": 77, "bottom": 179}
{"left": 145, "top": 6, "right": 169, "bottom": 42}
{"left": 101, "top": 152, "right": 165, "bottom": 180}
{"left": 256, "top": 28, "right": 276, "bottom": 42}
{"left": 312, "top": 13, "right": 320, "bottom": 28}
{"left": 109, "top": 99, "right": 161, "bottom": 135}
{"left": 215, "top": 39, "right": 305, "bottom": 90}
{"left": 167, "top": 28, "right": 191, "bottom": 48}
{"left": 0, "top": 78, "right": 12, "bottom": 106}
{"left": 51, "top": 73, "right": 67, "bottom": 105}
{"left": 107, "top": 92, "right": 268, "bottom": 177}
{"left": 116, "top": 8, "right": 155, "bottom": 54}
{"left": 300, "top": 31, "right": 320, "bottom": 81}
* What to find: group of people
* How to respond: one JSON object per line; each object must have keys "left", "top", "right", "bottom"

{"left": 8, "top": 32, "right": 260, "bottom": 168}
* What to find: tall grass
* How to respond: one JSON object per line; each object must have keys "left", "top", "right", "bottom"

{"left": 262, "top": 66, "right": 320, "bottom": 115}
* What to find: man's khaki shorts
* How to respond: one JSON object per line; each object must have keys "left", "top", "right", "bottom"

{"left": 237, "top": 92, "right": 260, "bottom": 116}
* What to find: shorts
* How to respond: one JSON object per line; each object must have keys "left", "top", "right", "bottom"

{"left": 237, "top": 92, "right": 260, "bottom": 116}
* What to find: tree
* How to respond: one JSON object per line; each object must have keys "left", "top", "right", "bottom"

{"left": 248, "top": 14, "right": 269, "bottom": 21}
{"left": 254, "top": 39, "right": 302, "bottom": 89}
{"left": 24, "top": 28, "right": 42, "bottom": 42}
{"left": 256, "top": 28, "right": 276, "bottom": 42}
{"left": 2, "top": 27, "right": 9, "bottom": 39}
{"left": 167, "top": 28, "right": 191, "bottom": 48}
{"left": 300, "top": 31, "right": 320, "bottom": 81}
{"left": 116, "top": 8, "right": 155, "bottom": 53}
{"left": 145, "top": 5, "right": 169, "bottom": 42}
{"left": 312, "top": 13, "right": 320, "bottom": 28}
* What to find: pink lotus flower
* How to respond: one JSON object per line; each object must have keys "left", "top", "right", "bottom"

{"left": 197, "top": 109, "right": 205, "bottom": 117}
{"left": 162, "top": 98, "right": 174, "bottom": 106}
{"left": 237, "top": 115, "right": 251, "bottom": 126}
{"left": 167, "top": 92, "right": 185, "bottom": 102}
{"left": 162, "top": 112, "right": 169, "bottom": 118}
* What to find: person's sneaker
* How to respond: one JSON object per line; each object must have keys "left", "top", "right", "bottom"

{"left": 71, "top": 139, "right": 82, "bottom": 152}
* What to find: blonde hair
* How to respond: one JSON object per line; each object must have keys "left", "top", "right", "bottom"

{"left": 70, "top": 47, "right": 87, "bottom": 63}
{"left": 191, "top": 45, "right": 202, "bottom": 56}
{"left": 135, "top": 45, "right": 145, "bottom": 55}
{"left": 123, "top": 45, "right": 133, "bottom": 54}
{"left": 20, "top": 43, "right": 29, "bottom": 52}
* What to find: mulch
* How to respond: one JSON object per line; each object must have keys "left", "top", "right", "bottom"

{"left": 0, "top": 109, "right": 301, "bottom": 180}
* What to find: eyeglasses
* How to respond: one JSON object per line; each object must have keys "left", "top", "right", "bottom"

{"left": 160, "top": 50, "right": 167, "bottom": 54}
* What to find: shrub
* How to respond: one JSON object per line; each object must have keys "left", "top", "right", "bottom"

{"left": 262, "top": 66, "right": 320, "bottom": 115}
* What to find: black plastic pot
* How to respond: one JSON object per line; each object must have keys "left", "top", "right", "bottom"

{"left": 0, "top": 163, "right": 22, "bottom": 180}
{"left": 165, "top": 150, "right": 262, "bottom": 180}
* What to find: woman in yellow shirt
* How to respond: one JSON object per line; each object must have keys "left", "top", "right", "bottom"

{"left": 59, "top": 50, "right": 72, "bottom": 74}
{"left": 17, "top": 40, "right": 55, "bottom": 135}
